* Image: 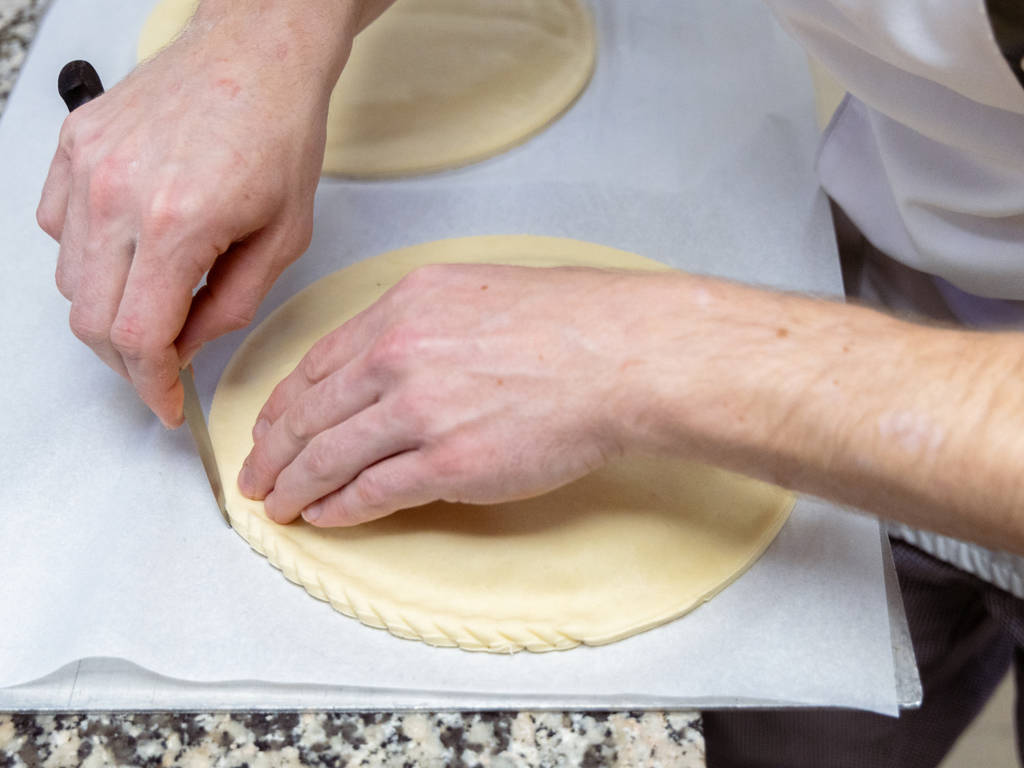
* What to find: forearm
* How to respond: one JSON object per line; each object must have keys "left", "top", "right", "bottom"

{"left": 623, "top": 274, "right": 1024, "bottom": 552}
{"left": 182, "top": 0, "right": 397, "bottom": 97}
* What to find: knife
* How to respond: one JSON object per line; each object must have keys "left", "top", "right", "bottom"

{"left": 58, "top": 60, "right": 231, "bottom": 527}
{"left": 179, "top": 367, "right": 230, "bottom": 525}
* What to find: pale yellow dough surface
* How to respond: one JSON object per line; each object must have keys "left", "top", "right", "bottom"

{"left": 138, "top": 0, "right": 596, "bottom": 177}
{"left": 209, "top": 236, "right": 794, "bottom": 652}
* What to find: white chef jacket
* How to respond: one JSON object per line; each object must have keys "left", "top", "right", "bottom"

{"left": 761, "top": 0, "right": 1024, "bottom": 594}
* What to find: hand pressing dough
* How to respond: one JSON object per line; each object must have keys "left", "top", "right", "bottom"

{"left": 138, "top": 0, "right": 596, "bottom": 177}
{"left": 209, "top": 235, "right": 795, "bottom": 652}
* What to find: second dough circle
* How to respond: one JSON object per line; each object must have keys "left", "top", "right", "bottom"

{"left": 138, "top": 0, "right": 597, "bottom": 177}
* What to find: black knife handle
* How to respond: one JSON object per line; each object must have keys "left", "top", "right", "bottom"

{"left": 58, "top": 60, "right": 105, "bottom": 112}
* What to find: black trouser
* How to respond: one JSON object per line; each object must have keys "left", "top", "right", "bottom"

{"left": 706, "top": 540, "right": 1023, "bottom": 767}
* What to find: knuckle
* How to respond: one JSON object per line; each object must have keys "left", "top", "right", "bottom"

{"left": 57, "top": 112, "right": 81, "bottom": 155}
{"left": 62, "top": 115, "right": 104, "bottom": 178}
{"left": 299, "top": 339, "right": 332, "bottom": 384}
{"left": 54, "top": 264, "right": 73, "bottom": 300}
{"left": 302, "top": 439, "right": 336, "bottom": 482}
{"left": 429, "top": 446, "right": 469, "bottom": 482}
{"left": 37, "top": 202, "right": 61, "bottom": 240}
{"left": 108, "top": 316, "right": 150, "bottom": 358}
{"left": 298, "top": 350, "right": 323, "bottom": 385}
{"left": 68, "top": 307, "right": 108, "bottom": 347}
{"left": 399, "top": 263, "right": 446, "bottom": 291}
{"left": 260, "top": 382, "right": 289, "bottom": 423}
{"left": 390, "top": 391, "right": 430, "bottom": 435}
{"left": 352, "top": 472, "right": 388, "bottom": 511}
{"left": 366, "top": 325, "right": 420, "bottom": 374}
{"left": 142, "top": 188, "right": 207, "bottom": 241}
{"left": 87, "top": 158, "right": 129, "bottom": 216}
{"left": 245, "top": 446, "right": 276, "bottom": 486}
{"left": 283, "top": 400, "right": 316, "bottom": 444}
{"left": 142, "top": 196, "right": 186, "bottom": 239}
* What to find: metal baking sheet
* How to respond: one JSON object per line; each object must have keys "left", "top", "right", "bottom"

{"left": 0, "top": 519, "right": 919, "bottom": 712}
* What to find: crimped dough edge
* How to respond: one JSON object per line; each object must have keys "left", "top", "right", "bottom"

{"left": 226, "top": 488, "right": 793, "bottom": 653}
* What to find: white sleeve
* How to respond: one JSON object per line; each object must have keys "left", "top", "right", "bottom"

{"left": 762, "top": 0, "right": 1024, "bottom": 114}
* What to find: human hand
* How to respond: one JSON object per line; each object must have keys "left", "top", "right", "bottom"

{"left": 237, "top": 264, "right": 672, "bottom": 526}
{"left": 37, "top": 19, "right": 343, "bottom": 427}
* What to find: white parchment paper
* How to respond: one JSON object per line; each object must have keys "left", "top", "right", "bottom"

{"left": 0, "top": 0, "right": 899, "bottom": 714}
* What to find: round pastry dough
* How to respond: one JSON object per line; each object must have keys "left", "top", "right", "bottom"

{"left": 138, "top": 0, "right": 596, "bottom": 177}
{"left": 209, "top": 235, "right": 794, "bottom": 652}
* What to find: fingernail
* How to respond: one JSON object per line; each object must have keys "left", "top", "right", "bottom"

{"left": 302, "top": 503, "right": 323, "bottom": 523}
{"left": 253, "top": 418, "right": 271, "bottom": 441}
{"left": 164, "top": 409, "right": 184, "bottom": 430}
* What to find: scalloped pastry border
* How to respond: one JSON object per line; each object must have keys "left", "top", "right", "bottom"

{"left": 226, "top": 492, "right": 793, "bottom": 654}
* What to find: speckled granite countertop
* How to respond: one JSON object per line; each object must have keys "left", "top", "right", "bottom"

{"left": 0, "top": 0, "right": 45, "bottom": 115}
{"left": 2, "top": 712, "right": 705, "bottom": 766}
{"left": 0, "top": 1, "right": 705, "bottom": 765}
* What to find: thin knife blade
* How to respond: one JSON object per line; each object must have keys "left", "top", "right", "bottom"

{"left": 179, "top": 367, "right": 231, "bottom": 527}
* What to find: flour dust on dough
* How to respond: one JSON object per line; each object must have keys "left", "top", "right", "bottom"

{"left": 138, "top": 0, "right": 596, "bottom": 177}
{"left": 208, "top": 235, "right": 795, "bottom": 653}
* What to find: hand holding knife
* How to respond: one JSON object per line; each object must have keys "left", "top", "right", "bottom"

{"left": 57, "top": 60, "right": 230, "bottom": 527}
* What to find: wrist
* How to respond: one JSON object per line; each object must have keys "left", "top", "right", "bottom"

{"left": 608, "top": 274, "right": 850, "bottom": 475}
{"left": 601, "top": 271, "right": 735, "bottom": 459}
